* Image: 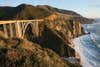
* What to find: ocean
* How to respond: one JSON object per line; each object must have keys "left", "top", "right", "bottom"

{"left": 73, "top": 20, "right": 100, "bottom": 67}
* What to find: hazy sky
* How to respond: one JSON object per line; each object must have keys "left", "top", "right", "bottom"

{"left": 0, "top": 0, "right": 100, "bottom": 18}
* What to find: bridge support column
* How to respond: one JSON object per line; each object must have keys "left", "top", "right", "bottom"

{"left": 21, "top": 22, "right": 25, "bottom": 38}
{"left": 15, "top": 22, "right": 22, "bottom": 38}
{"left": 3, "top": 24, "right": 8, "bottom": 38}
{"left": 9, "top": 23, "right": 13, "bottom": 37}
{"left": 34, "top": 21, "right": 39, "bottom": 37}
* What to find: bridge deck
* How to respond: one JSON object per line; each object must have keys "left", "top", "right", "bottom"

{"left": 0, "top": 19, "right": 44, "bottom": 24}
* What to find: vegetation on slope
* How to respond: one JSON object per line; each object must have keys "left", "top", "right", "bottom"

{"left": 0, "top": 34, "right": 81, "bottom": 67}
{"left": 0, "top": 4, "right": 93, "bottom": 23}
{"left": 0, "top": 4, "right": 51, "bottom": 20}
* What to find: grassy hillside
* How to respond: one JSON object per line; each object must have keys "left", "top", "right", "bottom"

{"left": 0, "top": 4, "right": 51, "bottom": 20}
{"left": 0, "top": 36, "right": 81, "bottom": 67}
{"left": 0, "top": 3, "right": 93, "bottom": 23}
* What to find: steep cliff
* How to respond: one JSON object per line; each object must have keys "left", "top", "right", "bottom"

{"left": 34, "top": 14, "right": 85, "bottom": 57}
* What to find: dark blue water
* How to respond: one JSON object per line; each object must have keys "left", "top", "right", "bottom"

{"left": 73, "top": 21, "right": 100, "bottom": 67}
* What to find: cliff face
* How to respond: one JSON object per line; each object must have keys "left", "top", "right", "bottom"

{"left": 37, "top": 15, "right": 84, "bottom": 57}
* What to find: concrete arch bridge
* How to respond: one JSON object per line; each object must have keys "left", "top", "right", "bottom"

{"left": 0, "top": 19, "right": 44, "bottom": 39}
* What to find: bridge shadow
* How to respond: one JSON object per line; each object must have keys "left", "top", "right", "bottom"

{"left": 25, "top": 24, "right": 40, "bottom": 44}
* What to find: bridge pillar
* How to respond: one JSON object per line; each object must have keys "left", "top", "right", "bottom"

{"left": 15, "top": 22, "right": 22, "bottom": 38}
{"left": 9, "top": 23, "right": 13, "bottom": 37}
{"left": 3, "top": 24, "right": 8, "bottom": 38}
{"left": 21, "top": 22, "right": 25, "bottom": 38}
{"left": 34, "top": 21, "right": 39, "bottom": 37}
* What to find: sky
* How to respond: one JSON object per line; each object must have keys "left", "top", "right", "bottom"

{"left": 0, "top": 0, "right": 100, "bottom": 18}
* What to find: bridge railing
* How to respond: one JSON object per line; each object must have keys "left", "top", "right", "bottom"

{"left": 0, "top": 19, "right": 44, "bottom": 24}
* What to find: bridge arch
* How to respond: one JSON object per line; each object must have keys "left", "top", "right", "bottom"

{"left": 0, "top": 20, "right": 41, "bottom": 39}
{"left": 22, "top": 21, "right": 40, "bottom": 43}
{"left": 22, "top": 22, "right": 34, "bottom": 38}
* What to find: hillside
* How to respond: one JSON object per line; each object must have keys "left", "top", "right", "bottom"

{"left": 0, "top": 4, "right": 51, "bottom": 20}
{"left": 0, "top": 35, "right": 81, "bottom": 67}
{"left": 36, "top": 5, "right": 81, "bottom": 16}
{"left": 0, "top": 4, "right": 94, "bottom": 23}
